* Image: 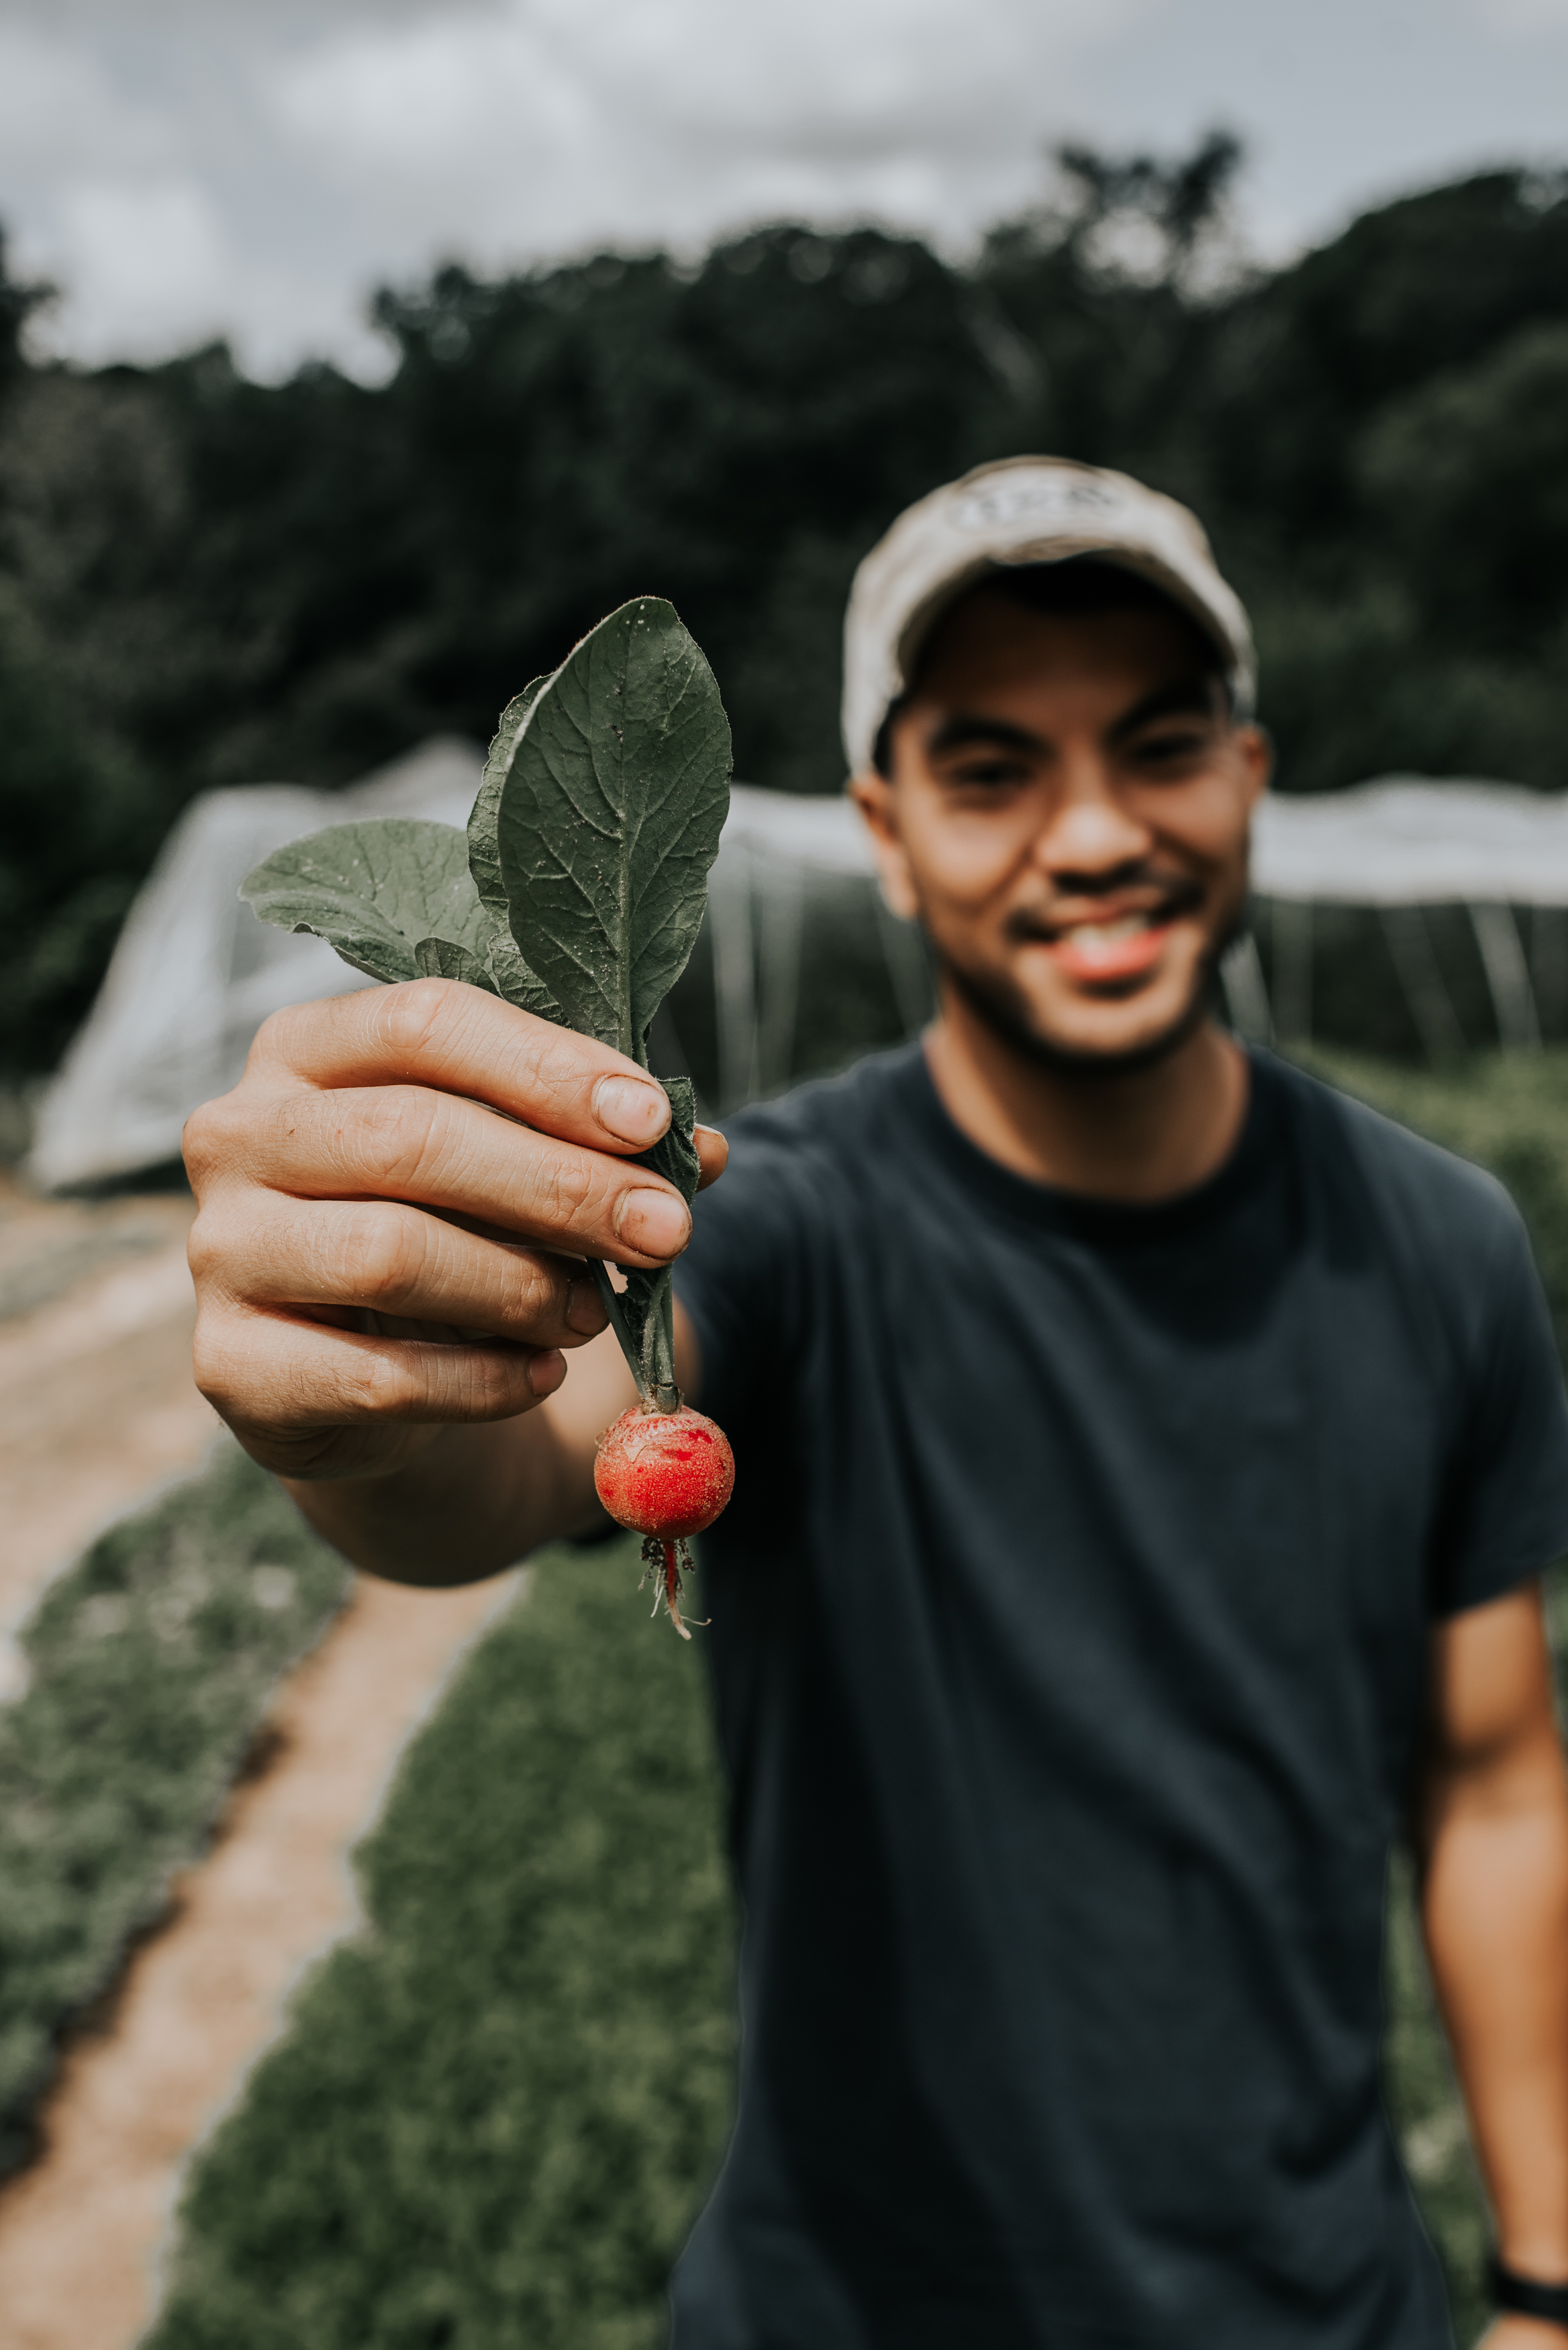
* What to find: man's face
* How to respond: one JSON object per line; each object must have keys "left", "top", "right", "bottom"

{"left": 851, "top": 588, "right": 1270, "bottom": 1070}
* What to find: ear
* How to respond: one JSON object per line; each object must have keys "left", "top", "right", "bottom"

{"left": 849, "top": 773, "right": 922, "bottom": 923}
{"left": 1236, "top": 723, "right": 1273, "bottom": 809}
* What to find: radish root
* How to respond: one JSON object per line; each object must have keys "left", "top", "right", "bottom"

{"left": 639, "top": 1536, "right": 709, "bottom": 1640}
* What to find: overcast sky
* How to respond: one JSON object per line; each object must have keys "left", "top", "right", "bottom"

{"left": 1, "top": 0, "right": 1565, "bottom": 381}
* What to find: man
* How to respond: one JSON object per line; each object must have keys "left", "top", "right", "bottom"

{"left": 186, "top": 457, "right": 1568, "bottom": 2348}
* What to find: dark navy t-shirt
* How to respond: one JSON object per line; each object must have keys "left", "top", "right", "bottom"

{"left": 669, "top": 1044, "right": 1568, "bottom": 2350}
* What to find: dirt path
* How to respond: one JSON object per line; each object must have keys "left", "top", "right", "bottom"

{"left": 0, "top": 1179, "right": 523, "bottom": 2346}
{"left": 0, "top": 1568, "right": 518, "bottom": 2350}
{"left": 0, "top": 1190, "right": 214, "bottom": 1690}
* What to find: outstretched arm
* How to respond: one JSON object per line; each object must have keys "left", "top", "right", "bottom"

{"left": 185, "top": 979, "right": 714, "bottom": 1587}
{"left": 1418, "top": 1581, "right": 1568, "bottom": 2346}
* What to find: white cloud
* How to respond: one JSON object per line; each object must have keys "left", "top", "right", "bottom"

{"left": 0, "top": 21, "right": 169, "bottom": 173}
{"left": 0, "top": 0, "right": 1563, "bottom": 379}
{"left": 47, "top": 179, "right": 230, "bottom": 359}
{"left": 1467, "top": 0, "right": 1568, "bottom": 30}
{"left": 266, "top": 0, "right": 1146, "bottom": 259}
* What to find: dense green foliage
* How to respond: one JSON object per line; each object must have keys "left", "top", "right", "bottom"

{"left": 3, "top": 150, "right": 1568, "bottom": 1070}
{"left": 0, "top": 1443, "right": 349, "bottom": 2174}
{"left": 145, "top": 1542, "right": 735, "bottom": 2350}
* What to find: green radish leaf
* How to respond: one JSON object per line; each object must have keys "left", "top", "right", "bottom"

{"left": 471, "top": 679, "right": 564, "bottom": 1018}
{"left": 634, "top": 1075, "right": 700, "bottom": 1205}
{"left": 471, "top": 678, "right": 549, "bottom": 921}
{"left": 483, "top": 933, "right": 560, "bottom": 1015}
{"left": 240, "top": 608, "right": 726, "bottom": 1418}
{"left": 241, "top": 820, "right": 495, "bottom": 986}
{"left": 495, "top": 598, "right": 730, "bottom": 1064}
{"left": 414, "top": 937, "right": 497, "bottom": 991}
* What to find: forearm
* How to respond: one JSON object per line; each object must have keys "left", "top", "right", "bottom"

{"left": 283, "top": 1411, "right": 599, "bottom": 1586}
{"left": 1422, "top": 1746, "right": 1568, "bottom": 2273}
{"left": 277, "top": 1319, "right": 653, "bottom": 1585}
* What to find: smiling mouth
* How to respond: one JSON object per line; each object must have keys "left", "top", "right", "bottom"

{"left": 1040, "top": 908, "right": 1179, "bottom": 983}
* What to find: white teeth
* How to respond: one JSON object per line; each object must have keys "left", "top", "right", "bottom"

{"left": 1061, "top": 914, "right": 1148, "bottom": 944}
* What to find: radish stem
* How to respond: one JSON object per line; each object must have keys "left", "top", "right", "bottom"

{"left": 589, "top": 1260, "right": 656, "bottom": 1409}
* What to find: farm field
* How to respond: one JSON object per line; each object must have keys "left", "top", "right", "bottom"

{"left": 0, "top": 1046, "right": 1564, "bottom": 2347}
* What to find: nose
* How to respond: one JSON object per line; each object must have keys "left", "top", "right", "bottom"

{"left": 1031, "top": 754, "right": 1153, "bottom": 882}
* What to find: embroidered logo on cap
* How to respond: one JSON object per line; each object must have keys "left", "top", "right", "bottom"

{"left": 952, "top": 475, "right": 1125, "bottom": 534}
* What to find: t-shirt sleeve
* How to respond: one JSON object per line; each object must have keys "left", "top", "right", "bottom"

{"left": 1431, "top": 1195, "right": 1568, "bottom": 1615}
{"left": 673, "top": 1109, "right": 814, "bottom": 1427}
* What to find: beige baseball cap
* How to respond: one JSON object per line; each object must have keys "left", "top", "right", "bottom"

{"left": 841, "top": 455, "right": 1256, "bottom": 775}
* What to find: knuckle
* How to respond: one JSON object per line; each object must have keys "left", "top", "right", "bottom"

{"left": 185, "top": 1210, "right": 228, "bottom": 1291}
{"left": 181, "top": 1105, "right": 216, "bottom": 1188}
{"left": 330, "top": 1335, "right": 530, "bottom": 1424}
{"left": 525, "top": 1024, "right": 611, "bottom": 1111}
{"left": 181, "top": 1094, "right": 240, "bottom": 1188}
{"left": 464, "top": 1360, "right": 530, "bottom": 1418}
{"left": 248, "top": 1001, "right": 309, "bottom": 1074}
{"left": 333, "top": 1343, "right": 424, "bottom": 1420}
{"left": 191, "top": 1307, "right": 252, "bottom": 1420}
{"left": 347, "top": 1086, "right": 440, "bottom": 1188}
{"left": 371, "top": 978, "right": 460, "bottom": 1064}
{"left": 337, "top": 1203, "right": 424, "bottom": 1308}
{"left": 491, "top": 1246, "right": 561, "bottom": 1326}
{"left": 445, "top": 1343, "right": 534, "bottom": 1419}
{"left": 538, "top": 1149, "right": 605, "bottom": 1229}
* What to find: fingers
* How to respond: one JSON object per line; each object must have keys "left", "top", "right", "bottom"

{"left": 695, "top": 1125, "right": 728, "bottom": 1190}
{"left": 193, "top": 1293, "right": 565, "bottom": 1451}
{"left": 195, "top": 1195, "right": 609, "bottom": 1348}
{"left": 244, "top": 980, "right": 675, "bottom": 1158}
{"left": 191, "top": 1080, "right": 693, "bottom": 1268}
{"left": 181, "top": 978, "right": 726, "bottom": 1477}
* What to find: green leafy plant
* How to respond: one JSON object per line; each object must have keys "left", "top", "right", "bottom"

{"left": 142, "top": 1540, "right": 736, "bottom": 2350}
{"left": 0, "top": 1443, "right": 350, "bottom": 2177}
{"left": 241, "top": 598, "right": 736, "bottom": 1625}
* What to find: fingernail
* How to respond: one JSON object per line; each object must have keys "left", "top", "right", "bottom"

{"left": 614, "top": 1187, "right": 691, "bottom": 1258}
{"left": 566, "top": 1278, "right": 607, "bottom": 1336}
{"left": 527, "top": 1348, "right": 566, "bottom": 1397}
{"left": 593, "top": 1075, "right": 669, "bottom": 1146}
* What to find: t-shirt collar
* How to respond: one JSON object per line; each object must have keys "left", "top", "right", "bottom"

{"left": 899, "top": 1039, "right": 1283, "bottom": 1248}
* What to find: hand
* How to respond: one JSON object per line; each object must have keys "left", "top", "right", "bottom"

{"left": 185, "top": 979, "right": 724, "bottom": 1486}
{"left": 1481, "top": 2318, "right": 1568, "bottom": 2348}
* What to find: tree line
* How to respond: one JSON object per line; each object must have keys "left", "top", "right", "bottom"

{"left": 1, "top": 138, "right": 1566, "bottom": 1075}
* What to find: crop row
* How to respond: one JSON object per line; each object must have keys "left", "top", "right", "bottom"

{"left": 144, "top": 1538, "right": 734, "bottom": 2350}
{"left": 0, "top": 1442, "right": 350, "bottom": 2174}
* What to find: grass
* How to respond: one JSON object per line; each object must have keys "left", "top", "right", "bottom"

{"left": 144, "top": 1542, "right": 736, "bottom": 2350}
{"left": 0, "top": 1442, "right": 350, "bottom": 2174}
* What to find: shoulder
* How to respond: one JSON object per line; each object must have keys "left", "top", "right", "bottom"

{"left": 1263, "top": 1051, "right": 1530, "bottom": 1304}
{"left": 686, "top": 1053, "right": 930, "bottom": 1297}
{"left": 716, "top": 1043, "right": 926, "bottom": 1188}
{"left": 680, "top": 1045, "right": 926, "bottom": 1294}
{"left": 675, "top": 1049, "right": 928, "bottom": 1397}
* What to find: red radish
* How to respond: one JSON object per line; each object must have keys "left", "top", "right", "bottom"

{"left": 594, "top": 1403, "right": 735, "bottom": 1638}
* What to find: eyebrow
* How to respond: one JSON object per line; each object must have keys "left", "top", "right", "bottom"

{"left": 925, "top": 714, "right": 1046, "bottom": 759}
{"left": 924, "top": 677, "right": 1223, "bottom": 765}
{"left": 1105, "top": 675, "right": 1224, "bottom": 745}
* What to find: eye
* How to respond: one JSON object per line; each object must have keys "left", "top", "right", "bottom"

{"left": 942, "top": 755, "right": 1034, "bottom": 791}
{"left": 1128, "top": 726, "right": 1212, "bottom": 772}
